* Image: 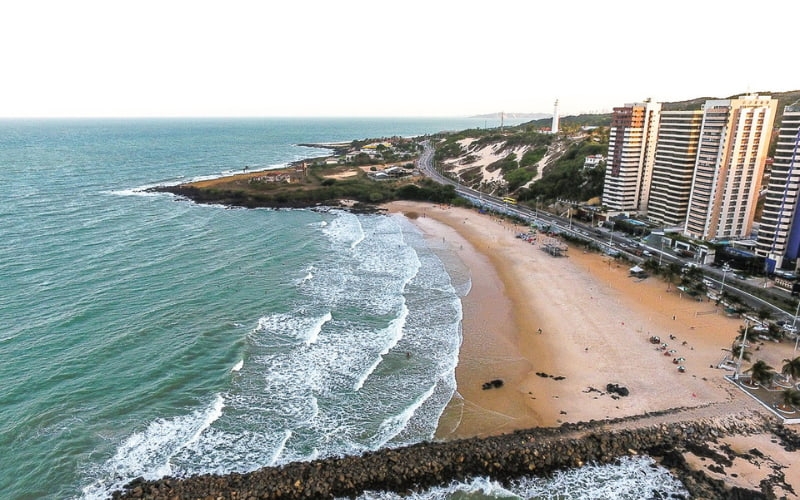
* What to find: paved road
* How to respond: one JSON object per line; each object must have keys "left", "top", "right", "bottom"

{"left": 416, "top": 141, "right": 798, "bottom": 323}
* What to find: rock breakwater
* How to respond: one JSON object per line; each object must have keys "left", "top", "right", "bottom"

{"left": 112, "top": 409, "right": 791, "bottom": 500}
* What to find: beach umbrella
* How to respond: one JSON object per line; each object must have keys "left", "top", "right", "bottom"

{"left": 678, "top": 365, "right": 686, "bottom": 372}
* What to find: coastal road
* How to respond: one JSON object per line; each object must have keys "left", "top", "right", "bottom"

{"left": 416, "top": 141, "right": 798, "bottom": 322}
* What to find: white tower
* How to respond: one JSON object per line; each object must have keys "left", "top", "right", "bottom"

{"left": 552, "top": 99, "right": 559, "bottom": 134}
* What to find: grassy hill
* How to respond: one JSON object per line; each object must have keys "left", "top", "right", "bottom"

{"left": 432, "top": 89, "right": 800, "bottom": 208}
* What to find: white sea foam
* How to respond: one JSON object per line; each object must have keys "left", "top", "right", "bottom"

{"left": 231, "top": 359, "right": 244, "bottom": 372}
{"left": 350, "top": 455, "right": 687, "bottom": 499}
{"left": 298, "top": 265, "right": 315, "bottom": 284}
{"left": 321, "top": 211, "right": 366, "bottom": 250}
{"left": 268, "top": 429, "right": 293, "bottom": 466}
{"left": 83, "top": 212, "right": 464, "bottom": 493}
{"left": 371, "top": 383, "right": 437, "bottom": 449}
{"left": 351, "top": 220, "right": 366, "bottom": 249}
{"left": 80, "top": 394, "right": 225, "bottom": 500}
{"left": 184, "top": 395, "right": 224, "bottom": 448}
{"left": 306, "top": 311, "right": 332, "bottom": 346}
{"left": 353, "top": 304, "right": 409, "bottom": 391}
{"left": 105, "top": 187, "right": 163, "bottom": 197}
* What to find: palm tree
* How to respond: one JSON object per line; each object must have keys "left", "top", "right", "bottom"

{"left": 756, "top": 307, "right": 772, "bottom": 327}
{"left": 663, "top": 263, "right": 681, "bottom": 291}
{"left": 730, "top": 343, "right": 752, "bottom": 364}
{"left": 734, "top": 325, "right": 753, "bottom": 347}
{"left": 744, "top": 359, "right": 776, "bottom": 387}
{"left": 782, "top": 356, "right": 800, "bottom": 384}
{"left": 778, "top": 388, "right": 800, "bottom": 412}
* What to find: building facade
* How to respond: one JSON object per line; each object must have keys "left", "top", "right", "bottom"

{"left": 684, "top": 95, "right": 777, "bottom": 240}
{"left": 601, "top": 100, "right": 661, "bottom": 212}
{"left": 755, "top": 103, "right": 800, "bottom": 270}
{"left": 646, "top": 110, "right": 704, "bottom": 227}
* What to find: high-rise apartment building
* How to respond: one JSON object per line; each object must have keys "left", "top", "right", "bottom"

{"left": 755, "top": 103, "right": 800, "bottom": 270}
{"left": 646, "top": 110, "right": 704, "bottom": 227}
{"left": 601, "top": 100, "right": 661, "bottom": 212}
{"left": 684, "top": 95, "right": 777, "bottom": 240}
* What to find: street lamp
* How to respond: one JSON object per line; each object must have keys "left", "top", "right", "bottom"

{"left": 793, "top": 300, "right": 800, "bottom": 355}
{"left": 721, "top": 263, "right": 730, "bottom": 294}
{"left": 734, "top": 320, "right": 750, "bottom": 381}
{"left": 659, "top": 238, "right": 666, "bottom": 266}
{"left": 608, "top": 221, "right": 615, "bottom": 245}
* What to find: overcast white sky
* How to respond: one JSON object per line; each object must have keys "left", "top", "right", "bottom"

{"left": 1, "top": 0, "right": 795, "bottom": 118}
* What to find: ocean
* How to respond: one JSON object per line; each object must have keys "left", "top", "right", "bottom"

{"left": 0, "top": 117, "right": 688, "bottom": 500}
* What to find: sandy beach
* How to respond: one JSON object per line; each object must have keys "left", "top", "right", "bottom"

{"left": 385, "top": 200, "right": 800, "bottom": 496}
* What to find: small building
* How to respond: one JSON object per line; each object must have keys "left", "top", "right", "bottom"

{"left": 583, "top": 154, "right": 604, "bottom": 168}
{"left": 629, "top": 265, "right": 647, "bottom": 278}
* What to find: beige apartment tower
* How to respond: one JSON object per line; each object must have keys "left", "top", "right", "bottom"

{"left": 646, "top": 110, "right": 704, "bottom": 227}
{"left": 684, "top": 95, "right": 777, "bottom": 240}
{"left": 601, "top": 100, "right": 661, "bottom": 212}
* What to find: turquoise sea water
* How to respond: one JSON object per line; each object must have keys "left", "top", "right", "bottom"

{"left": 0, "top": 118, "right": 687, "bottom": 499}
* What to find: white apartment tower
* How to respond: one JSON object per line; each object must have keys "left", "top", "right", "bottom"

{"left": 602, "top": 100, "right": 661, "bottom": 212}
{"left": 646, "top": 110, "right": 704, "bottom": 227}
{"left": 552, "top": 99, "right": 560, "bottom": 134}
{"left": 755, "top": 103, "right": 800, "bottom": 270}
{"left": 684, "top": 95, "right": 777, "bottom": 240}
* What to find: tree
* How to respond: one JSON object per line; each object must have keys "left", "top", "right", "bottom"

{"left": 730, "top": 343, "right": 752, "bottom": 364}
{"left": 734, "top": 325, "right": 752, "bottom": 345}
{"left": 663, "top": 263, "right": 681, "bottom": 291}
{"left": 642, "top": 258, "right": 660, "bottom": 274}
{"left": 745, "top": 359, "right": 776, "bottom": 387}
{"left": 781, "top": 356, "right": 800, "bottom": 384}
{"left": 778, "top": 388, "right": 800, "bottom": 412}
{"left": 756, "top": 307, "right": 772, "bottom": 325}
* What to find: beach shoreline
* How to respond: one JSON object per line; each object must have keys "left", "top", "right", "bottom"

{"left": 112, "top": 199, "right": 800, "bottom": 500}
{"left": 384, "top": 200, "right": 800, "bottom": 496}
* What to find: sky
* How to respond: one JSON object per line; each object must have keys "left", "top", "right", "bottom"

{"left": 1, "top": 0, "right": 796, "bottom": 118}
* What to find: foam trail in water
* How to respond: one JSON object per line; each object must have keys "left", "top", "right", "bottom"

{"left": 183, "top": 395, "right": 224, "bottom": 448}
{"left": 268, "top": 429, "right": 293, "bottom": 466}
{"left": 306, "top": 311, "right": 332, "bottom": 346}
{"left": 353, "top": 304, "right": 409, "bottom": 391}
{"left": 351, "top": 220, "right": 366, "bottom": 249}
{"left": 369, "top": 383, "right": 436, "bottom": 448}
{"left": 80, "top": 394, "right": 225, "bottom": 500}
{"left": 298, "top": 265, "right": 315, "bottom": 285}
{"left": 322, "top": 211, "right": 365, "bottom": 250}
